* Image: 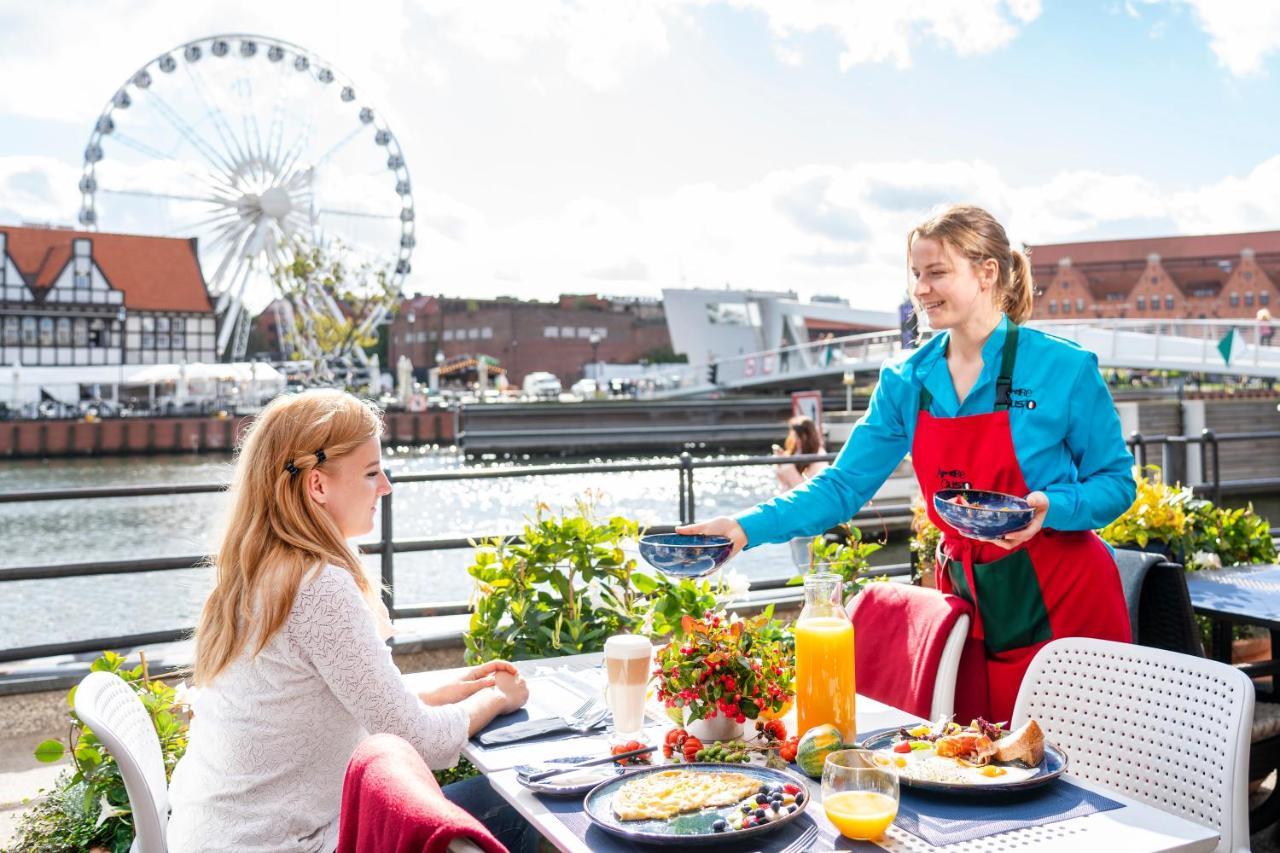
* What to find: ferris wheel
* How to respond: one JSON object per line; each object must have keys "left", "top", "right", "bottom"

{"left": 77, "top": 33, "right": 415, "bottom": 362}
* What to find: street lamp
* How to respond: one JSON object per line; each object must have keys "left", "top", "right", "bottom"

{"left": 587, "top": 332, "right": 602, "bottom": 389}
{"left": 405, "top": 310, "right": 417, "bottom": 367}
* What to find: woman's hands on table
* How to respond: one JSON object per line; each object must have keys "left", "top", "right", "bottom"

{"left": 418, "top": 660, "right": 519, "bottom": 706}
{"left": 455, "top": 662, "right": 530, "bottom": 736}
{"left": 676, "top": 516, "right": 747, "bottom": 557}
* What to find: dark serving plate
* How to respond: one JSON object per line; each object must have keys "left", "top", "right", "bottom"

{"left": 638, "top": 534, "right": 734, "bottom": 579}
{"left": 933, "top": 489, "right": 1034, "bottom": 540}
{"left": 583, "top": 763, "right": 810, "bottom": 845}
{"left": 858, "top": 727, "right": 1068, "bottom": 797}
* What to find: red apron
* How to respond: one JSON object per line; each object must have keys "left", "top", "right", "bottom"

{"left": 911, "top": 324, "right": 1131, "bottom": 724}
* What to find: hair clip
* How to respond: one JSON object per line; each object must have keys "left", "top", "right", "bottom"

{"left": 284, "top": 460, "right": 300, "bottom": 476}
{"left": 314, "top": 449, "right": 326, "bottom": 464}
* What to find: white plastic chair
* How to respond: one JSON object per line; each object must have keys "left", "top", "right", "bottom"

{"left": 74, "top": 671, "right": 169, "bottom": 853}
{"left": 930, "top": 612, "right": 970, "bottom": 721}
{"left": 1012, "top": 637, "right": 1254, "bottom": 853}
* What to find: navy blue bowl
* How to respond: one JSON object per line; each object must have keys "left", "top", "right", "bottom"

{"left": 638, "top": 534, "right": 734, "bottom": 578}
{"left": 933, "top": 489, "right": 1034, "bottom": 539}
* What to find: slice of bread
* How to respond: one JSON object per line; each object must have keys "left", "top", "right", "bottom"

{"left": 993, "top": 719, "right": 1045, "bottom": 766}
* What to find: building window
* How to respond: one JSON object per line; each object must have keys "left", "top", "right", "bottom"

{"left": 2, "top": 317, "right": 16, "bottom": 345}
{"left": 443, "top": 329, "right": 454, "bottom": 341}
{"left": 560, "top": 326, "right": 574, "bottom": 338}
{"left": 157, "top": 333, "right": 169, "bottom": 349}
{"left": 467, "top": 328, "right": 480, "bottom": 340}
{"left": 1245, "top": 271, "right": 1254, "bottom": 282}
{"left": 38, "top": 317, "right": 53, "bottom": 346}
{"left": 1150, "top": 275, "right": 1159, "bottom": 284}
{"left": 574, "top": 327, "right": 589, "bottom": 338}
{"left": 1048, "top": 300, "right": 1058, "bottom": 315}
{"left": 172, "top": 333, "right": 185, "bottom": 349}
{"left": 544, "top": 326, "right": 558, "bottom": 338}
{"left": 141, "top": 332, "right": 154, "bottom": 349}
{"left": 1136, "top": 296, "right": 1145, "bottom": 311}
{"left": 21, "top": 317, "right": 35, "bottom": 345}
{"left": 593, "top": 327, "right": 608, "bottom": 339}
{"left": 1263, "top": 292, "right": 1272, "bottom": 306}
{"left": 1061, "top": 280, "right": 1069, "bottom": 290}
{"left": 55, "top": 317, "right": 71, "bottom": 345}
{"left": 427, "top": 331, "right": 437, "bottom": 341}
{"left": 73, "top": 318, "right": 88, "bottom": 346}
{"left": 481, "top": 327, "right": 493, "bottom": 339}
{"left": 74, "top": 273, "right": 91, "bottom": 288}
{"left": 141, "top": 316, "right": 154, "bottom": 332}
{"left": 88, "top": 319, "right": 106, "bottom": 347}
{"left": 706, "top": 302, "right": 760, "bottom": 326}
{"left": 1246, "top": 292, "right": 1255, "bottom": 307}
{"left": 1230, "top": 292, "right": 1240, "bottom": 307}
{"left": 157, "top": 317, "right": 169, "bottom": 332}
{"left": 1165, "top": 295, "right": 1174, "bottom": 310}
{"left": 172, "top": 317, "right": 184, "bottom": 333}
{"left": 1060, "top": 301, "right": 1070, "bottom": 315}
{"left": 1075, "top": 298, "right": 1085, "bottom": 312}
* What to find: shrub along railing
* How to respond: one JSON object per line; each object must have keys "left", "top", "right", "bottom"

{"left": 1, "top": 431, "right": 1278, "bottom": 666}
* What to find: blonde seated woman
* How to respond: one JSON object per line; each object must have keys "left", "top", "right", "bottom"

{"left": 167, "top": 390, "right": 535, "bottom": 853}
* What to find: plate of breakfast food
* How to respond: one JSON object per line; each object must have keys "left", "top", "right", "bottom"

{"left": 583, "top": 763, "right": 811, "bottom": 845}
{"left": 858, "top": 718, "right": 1066, "bottom": 796}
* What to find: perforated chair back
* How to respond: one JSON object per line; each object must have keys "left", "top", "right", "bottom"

{"left": 74, "top": 671, "right": 169, "bottom": 853}
{"left": 1012, "top": 637, "right": 1253, "bottom": 853}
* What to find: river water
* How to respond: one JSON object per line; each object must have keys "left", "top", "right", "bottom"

{"left": 0, "top": 448, "right": 912, "bottom": 652}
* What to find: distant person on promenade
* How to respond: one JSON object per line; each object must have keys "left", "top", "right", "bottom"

{"left": 1260, "top": 308, "right": 1275, "bottom": 347}
{"left": 773, "top": 415, "right": 828, "bottom": 491}
{"left": 167, "top": 389, "right": 535, "bottom": 852}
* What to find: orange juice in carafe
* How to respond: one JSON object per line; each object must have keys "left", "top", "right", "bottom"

{"left": 794, "top": 573, "right": 856, "bottom": 742}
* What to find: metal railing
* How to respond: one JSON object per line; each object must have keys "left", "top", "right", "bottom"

{"left": 4, "top": 429, "right": 1280, "bottom": 666}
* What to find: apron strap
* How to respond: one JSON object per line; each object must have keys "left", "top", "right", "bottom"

{"left": 917, "top": 322, "right": 1020, "bottom": 413}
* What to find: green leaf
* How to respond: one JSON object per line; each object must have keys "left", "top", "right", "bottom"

{"left": 34, "top": 739, "right": 65, "bottom": 762}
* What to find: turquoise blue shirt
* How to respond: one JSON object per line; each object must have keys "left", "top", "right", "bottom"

{"left": 736, "top": 315, "right": 1136, "bottom": 547}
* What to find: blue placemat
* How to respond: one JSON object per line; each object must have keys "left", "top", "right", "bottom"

{"left": 894, "top": 780, "right": 1124, "bottom": 846}
{"left": 471, "top": 669, "right": 605, "bottom": 751}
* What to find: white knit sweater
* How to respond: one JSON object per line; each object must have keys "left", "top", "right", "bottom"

{"left": 166, "top": 565, "right": 469, "bottom": 853}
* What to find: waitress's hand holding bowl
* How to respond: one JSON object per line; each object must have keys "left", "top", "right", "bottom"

{"left": 986, "top": 491, "right": 1049, "bottom": 550}
{"left": 675, "top": 517, "right": 747, "bottom": 559}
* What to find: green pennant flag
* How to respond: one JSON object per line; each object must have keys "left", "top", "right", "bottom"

{"left": 1217, "top": 327, "right": 1237, "bottom": 365}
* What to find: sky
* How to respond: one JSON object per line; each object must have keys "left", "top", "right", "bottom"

{"left": 2, "top": 0, "right": 1280, "bottom": 312}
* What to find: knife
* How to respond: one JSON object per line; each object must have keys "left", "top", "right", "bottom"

{"left": 521, "top": 745, "right": 658, "bottom": 783}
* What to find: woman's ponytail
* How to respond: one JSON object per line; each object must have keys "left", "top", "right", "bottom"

{"left": 1004, "top": 248, "right": 1034, "bottom": 323}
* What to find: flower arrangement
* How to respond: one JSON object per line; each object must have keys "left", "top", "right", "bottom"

{"left": 653, "top": 609, "right": 795, "bottom": 725}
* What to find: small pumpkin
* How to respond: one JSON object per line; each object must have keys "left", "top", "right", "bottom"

{"left": 795, "top": 723, "right": 846, "bottom": 778}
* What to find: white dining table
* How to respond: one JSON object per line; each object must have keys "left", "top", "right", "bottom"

{"left": 404, "top": 654, "right": 1218, "bottom": 853}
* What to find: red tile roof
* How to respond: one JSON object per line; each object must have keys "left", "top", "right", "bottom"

{"left": 1028, "top": 229, "right": 1280, "bottom": 270}
{"left": 2, "top": 225, "right": 214, "bottom": 313}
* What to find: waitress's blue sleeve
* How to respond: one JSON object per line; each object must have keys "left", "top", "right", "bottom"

{"left": 1039, "top": 353, "right": 1136, "bottom": 531}
{"left": 734, "top": 365, "right": 912, "bottom": 548}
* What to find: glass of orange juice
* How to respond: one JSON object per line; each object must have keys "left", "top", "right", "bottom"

{"left": 821, "top": 749, "right": 900, "bottom": 841}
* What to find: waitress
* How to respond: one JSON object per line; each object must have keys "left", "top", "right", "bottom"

{"left": 680, "top": 204, "right": 1134, "bottom": 723}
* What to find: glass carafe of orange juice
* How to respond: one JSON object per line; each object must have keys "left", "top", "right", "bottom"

{"left": 794, "top": 573, "right": 856, "bottom": 742}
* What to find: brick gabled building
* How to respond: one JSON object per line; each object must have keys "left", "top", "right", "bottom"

{"left": 0, "top": 224, "right": 217, "bottom": 368}
{"left": 1028, "top": 230, "right": 1280, "bottom": 321}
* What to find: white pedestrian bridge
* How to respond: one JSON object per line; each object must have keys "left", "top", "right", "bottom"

{"left": 651, "top": 319, "right": 1280, "bottom": 398}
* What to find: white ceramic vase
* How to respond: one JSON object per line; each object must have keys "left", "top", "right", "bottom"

{"left": 686, "top": 714, "right": 744, "bottom": 742}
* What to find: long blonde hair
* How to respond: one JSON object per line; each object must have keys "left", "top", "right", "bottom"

{"left": 193, "top": 389, "right": 384, "bottom": 685}
{"left": 908, "top": 204, "right": 1034, "bottom": 323}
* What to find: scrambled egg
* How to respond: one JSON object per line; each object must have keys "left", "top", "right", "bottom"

{"left": 612, "top": 769, "right": 761, "bottom": 821}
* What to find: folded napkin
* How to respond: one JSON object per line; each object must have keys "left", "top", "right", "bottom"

{"left": 337, "top": 733, "right": 508, "bottom": 853}
{"left": 473, "top": 671, "right": 606, "bottom": 749}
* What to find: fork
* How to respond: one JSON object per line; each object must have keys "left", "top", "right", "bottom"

{"left": 776, "top": 823, "right": 821, "bottom": 853}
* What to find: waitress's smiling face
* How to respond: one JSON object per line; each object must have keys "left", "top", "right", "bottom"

{"left": 910, "top": 237, "right": 997, "bottom": 330}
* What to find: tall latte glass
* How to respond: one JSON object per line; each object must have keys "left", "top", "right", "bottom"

{"left": 604, "top": 634, "right": 651, "bottom": 739}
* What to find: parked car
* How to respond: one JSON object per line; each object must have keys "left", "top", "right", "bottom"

{"left": 570, "top": 378, "right": 600, "bottom": 398}
{"left": 522, "top": 371, "right": 562, "bottom": 399}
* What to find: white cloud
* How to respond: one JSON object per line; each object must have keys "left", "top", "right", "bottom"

{"left": 727, "top": 0, "right": 1042, "bottom": 70}
{"left": 0, "top": 156, "right": 83, "bottom": 225}
{"left": 1132, "top": 0, "right": 1280, "bottom": 76}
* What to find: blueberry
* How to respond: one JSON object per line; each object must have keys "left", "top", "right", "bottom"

{"left": 788, "top": 804, "right": 797, "bottom": 814}
{"left": 754, "top": 808, "right": 766, "bottom": 819}
{"left": 758, "top": 783, "right": 769, "bottom": 794}
{"left": 755, "top": 793, "right": 768, "bottom": 804}
{"left": 794, "top": 792, "right": 805, "bottom": 805}
{"left": 741, "top": 803, "right": 752, "bottom": 814}
{"left": 712, "top": 819, "right": 728, "bottom": 832}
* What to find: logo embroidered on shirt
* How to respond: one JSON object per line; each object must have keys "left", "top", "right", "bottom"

{"left": 1009, "top": 388, "right": 1037, "bottom": 410}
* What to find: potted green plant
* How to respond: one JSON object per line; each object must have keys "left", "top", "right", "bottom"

{"left": 653, "top": 610, "right": 795, "bottom": 742}
{"left": 790, "top": 523, "right": 885, "bottom": 604}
